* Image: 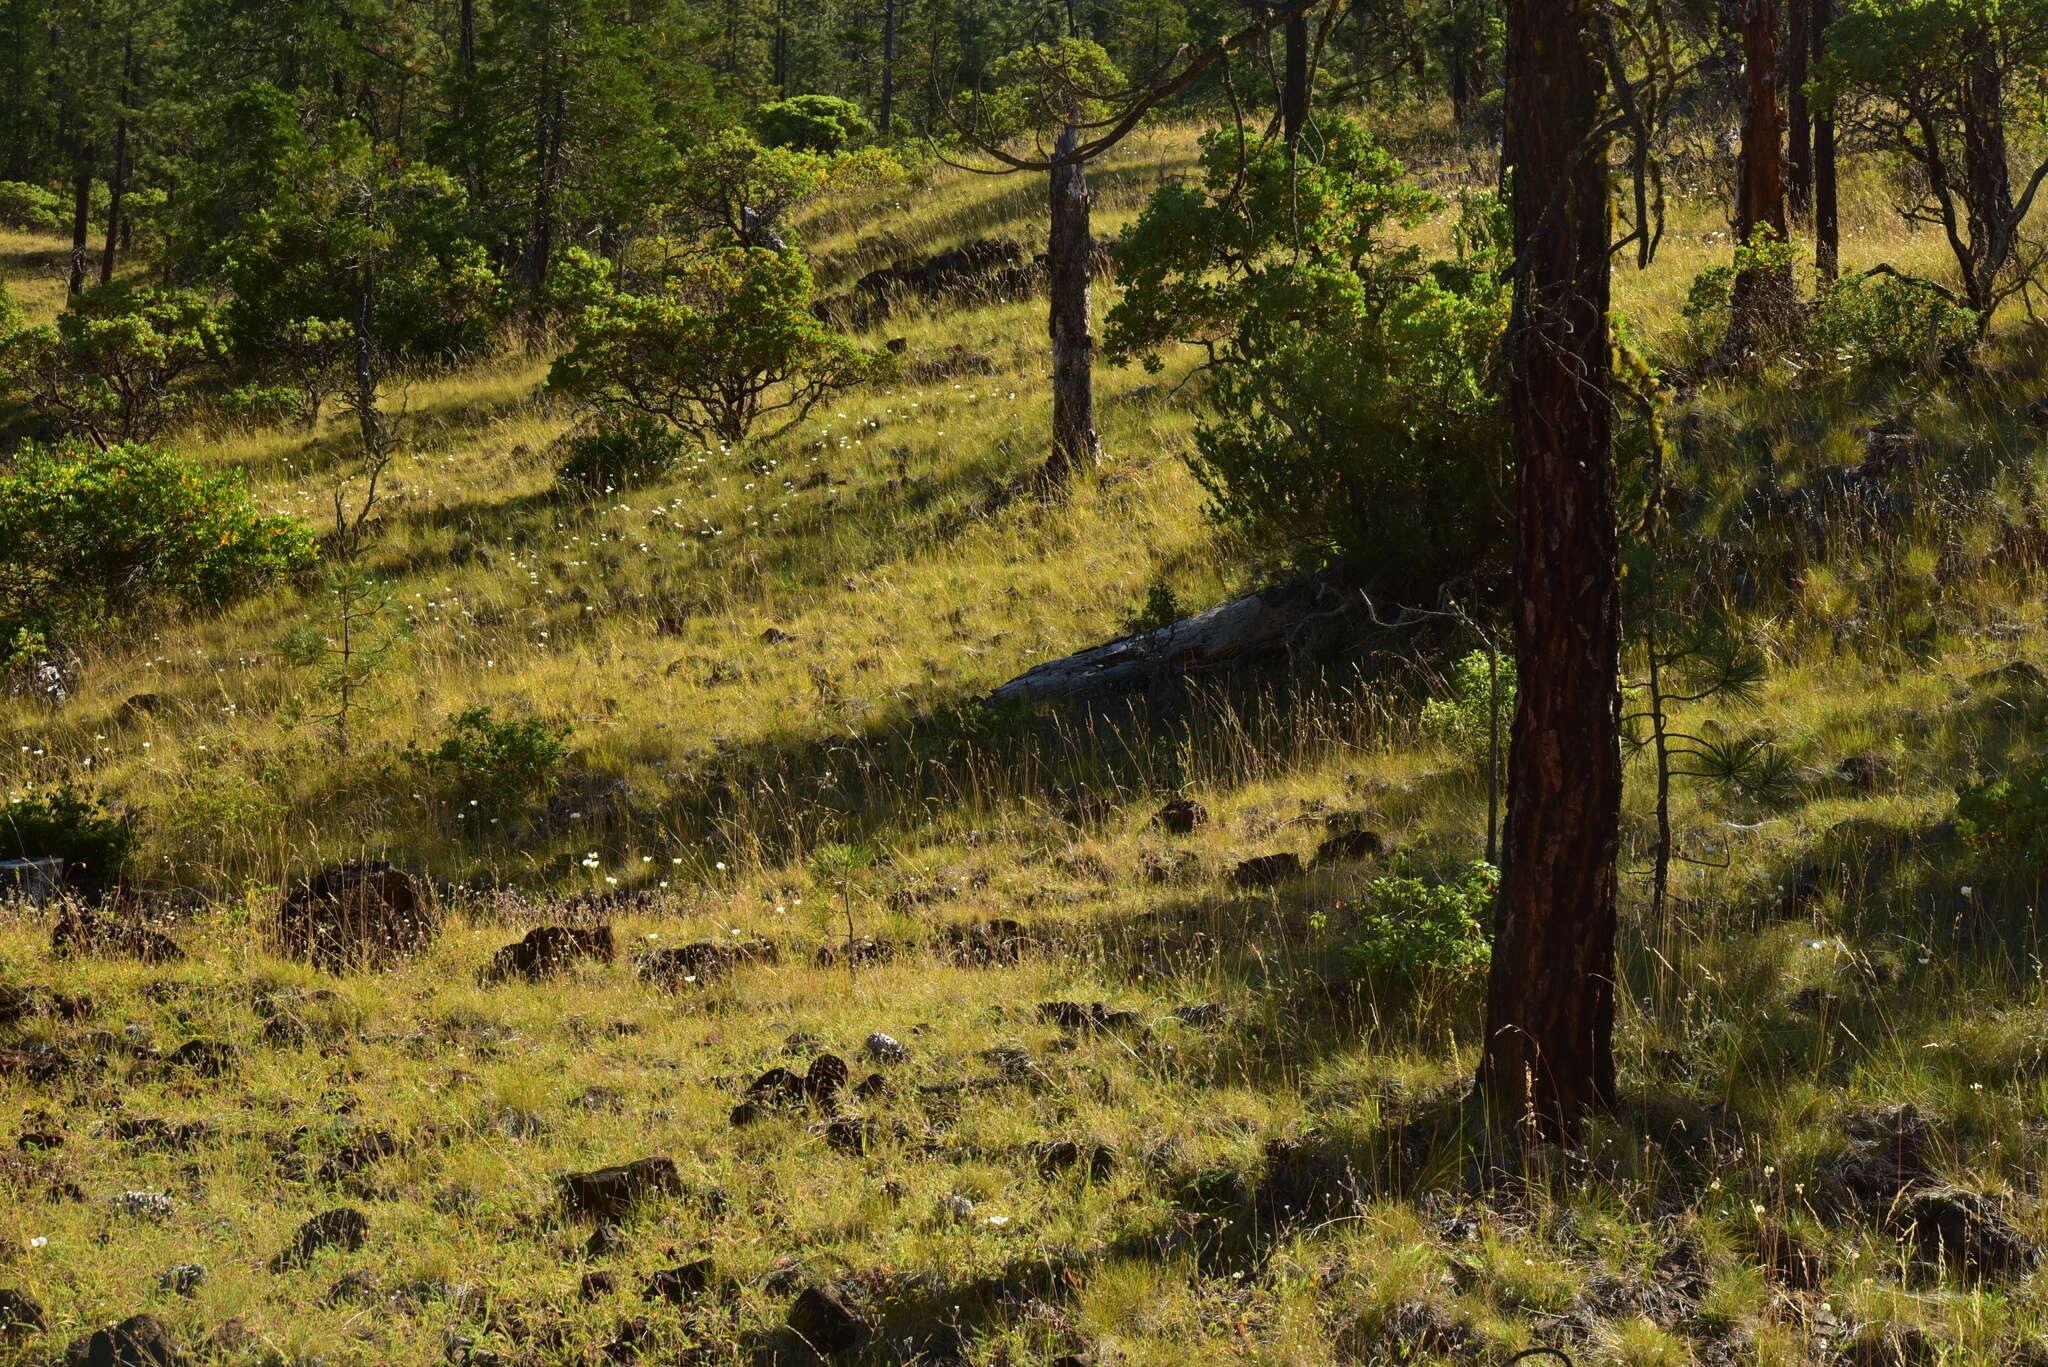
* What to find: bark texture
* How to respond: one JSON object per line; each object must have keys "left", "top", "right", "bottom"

{"left": 1477, "top": 0, "right": 1622, "bottom": 1144}
{"left": 1044, "top": 123, "right": 1098, "bottom": 484}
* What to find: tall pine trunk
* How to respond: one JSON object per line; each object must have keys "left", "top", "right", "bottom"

{"left": 1786, "top": 0, "right": 1811, "bottom": 218}
{"left": 1727, "top": 0, "right": 1791, "bottom": 351}
{"left": 67, "top": 159, "right": 91, "bottom": 296}
{"left": 879, "top": 0, "right": 898, "bottom": 139}
{"left": 1812, "top": 0, "right": 1838, "bottom": 278}
{"left": 1044, "top": 124, "right": 1097, "bottom": 486}
{"left": 1282, "top": 10, "right": 1309, "bottom": 147}
{"left": 1477, "top": 0, "right": 1622, "bottom": 1145}
{"left": 1959, "top": 25, "right": 2013, "bottom": 313}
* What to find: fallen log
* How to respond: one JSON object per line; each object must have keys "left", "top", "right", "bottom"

{"left": 987, "top": 570, "right": 1361, "bottom": 705}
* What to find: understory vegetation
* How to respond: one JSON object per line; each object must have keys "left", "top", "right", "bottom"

{"left": 0, "top": 63, "right": 2046, "bottom": 1367}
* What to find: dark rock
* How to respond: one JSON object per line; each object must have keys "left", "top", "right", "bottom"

{"left": 1835, "top": 1324, "right": 1943, "bottom": 1367}
{"left": 585, "top": 1223, "right": 628, "bottom": 1259}
{"left": 637, "top": 936, "right": 777, "bottom": 989}
{"left": 823, "top": 1115, "right": 868, "bottom": 1155}
{"left": 319, "top": 1270, "right": 380, "bottom": 1307}
{"left": 1758, "top": 1223, "right": 1826, "bottom": 1289}
{"left": 787, "top": 1285, "right": 869, "bottom": 1356}
{"left": 643, "top": 1260, "right": 712, "bottom": 1305}
{"left": 155, "top": 1264, "right": 205, "bottom": 1298}
{"left": 579, "top": 1271, "right": 617, "bottom": 1301}
{"left": 1229, "top": 853, "right": 1304, "bottom": 889}
{"left": 1897, "top": 1188, "right": 2041, "bottom": 1279}
{"left": 1313, "top": 829, "right": 1385, "bottom": 865}
{"left": 0, "top": 1043, "right": 75, "bottom": 1082}
{"left": 1139, "top": 850, "right": 1202, "bottom": 884}
{"left": 164, "top": 1039, "right": 238, "bottom": 1077}
{"left": 1831, "top": 1104, "right": 1936, "bottom": 1205}
{"left": 1835, "top": 753, "right": 1891, "bottom": 792}
{"left": 760, "top": 627, "right": 797, "bottom": 645}
{"left": 813, "top": 936, "right": 894, "bottom": 967}
{"left": 558, "top": 1158, "right": 681, "bottom": 1221}
{"left": 49, "top": 910, "right": 183, "bottom": 964}
{"left": 1970, "top": 659, "right": 2046, "bottom": 690}
{"left": 116, "top": 693, "right": 165, "bottom": 722}
{"left": 1153, "top": 799, "right": 1208, "bottom": 835}
{"left": 317, "top": 1130, "right": 400, "bottom": 1184}
{"left": 1033, "top": 1139, "right": 1117, "bottom": 1180}
{"left": 863, "top": 1032, "right": 907, "bottom": 1064}
{"left": 483, "top": 926, "right": 615, "bottom": 984}
{"left": 270, "top": 1207, "right": 369, "bottom": 1271}
{"left": 1037, "top": 1001, "right": 1143, "bottom": 1033}
{"left": 939, "top": 918, "right": 1034, "bottom": 965}
{"left": 199, "top": 1323, "right": 254, "bottom": 1361}
{"left": 16, "top": 1130, "right": 61, "bottom": 1152}
{"left": 853, "top": 1072, "right": 889, "bottom": 1100}
{"left": 277, "top": 862, "right": 438, "bottom": 973}
{"left": 0, "top": 1287, "right": 43, "bottom": 1337}
{"left": 64, "top": 1314, "right": 184, "bottom": 1367}
{"left": 601, "top": 1316, "right": 651, "bottom": 1364}
{"left": 113, "top": 1117, "right": 211, "bottom": 1154}
{"left": 1173, "top": 1003, "right": 1222, "bottom": 1028}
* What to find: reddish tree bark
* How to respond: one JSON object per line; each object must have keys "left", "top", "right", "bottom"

{"left": 1786, "top": 0, "right": 1811, "bottom": 218}
{"left": 1281, "top": 10, "right": 1309, "bottom": 147}
{"left": 1477, "top": 0, "right": 1622, "bottom": 1144}
{"left": 1811, "top": 0, "right": 1837, "bottom": 277}
{"left": 1728, "top": 0, "right": 1791, "bottom": 348}
{"left": 1044, "top": 123, "right": 1098, "bottom": 484}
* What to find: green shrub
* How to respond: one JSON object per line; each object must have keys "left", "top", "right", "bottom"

{"left": 1341, "top": 861, "right": 1497, "bottom": 980}
{"left": 408, "top": 707, "right": 572, "bottom": 816}
{"left": 0, "top": 281, "right": 226, "bottom": 445}
{"left": 1420, "top": 649, "right": 1516, "bottom": 759}
{"left": 554, "top": 414, "right": 691, "bottom": 494}
{"left": 1123, "top": 582, "right": 1187, "bottom": 634}
{"left": 1106, "top": 119, "right": 1510, "bottom": 578}
{"left": 1956, "top": 768, "right": 2048, "bottom": 862}
{"left": 755, "top": 95, "right": 875, "bottom": 153}
{"left": 0, "top": 441, "right": 317, "bottom": 665}
{"left": 549, "top": 246, "right": 873, "bottom": 447}
{"left": 0, "top": 181, "right": 63, "bottom": 232}
{"left": 1, "top": 783, "right": 133, "bottom": 888}
{"left": 1804, "top": 270, "right": 1978, "bottom": 375}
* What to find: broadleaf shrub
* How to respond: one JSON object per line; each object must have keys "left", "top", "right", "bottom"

{"left": 1, "top": 783, "right": 133, "bottom": 890}
{"left": 408, "top": 707, "right": 572, "bottom": 816}
{"left": 1341, "top": 861, "right": 1497, "bottom": 980}
{"left": 1956, "top": 768, "right": 2048, "bottom": 862}
{"left": 554, "top": 414, "right": 691, "bottom": 494}
{"left": 1420, "top": 649, "right": 1517, "bottom": 759}
{"left": 0, "top": 442, "right": 317, "bottom": 665}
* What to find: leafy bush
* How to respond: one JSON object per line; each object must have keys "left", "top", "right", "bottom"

{"left": 669, "top": 128, "right": 902, "bottom": 248}
{"left": 1804, "top": 270, "right": 1978, "bottom": 375}
{"left": 1420, "top": 649, "right": 1516, "bottom": 758}
{"left": 1, "top": 783, "right": 133, "bottom": 888}
{"left": 1341, "top": 861, "right": 1497, "bottom": 980}
{"left": 549, "top": 247, "right": 873, "bottom": 447}
{"left": 554, "top": 413, "right": 691, "bottom": 494}
{"left": 1956, "top": 767, "right": 2048, "bottom": 862}
{"left": 0, "top": 441, "right": 317, "bottom": 664}
{"left": 1123, "top": 582, "right": 1188, "bottom": 634}
{"left": 1682, "top": 234, "right": 1976, "bottom": 375}
{"left": 1106, "top": 119, "right": 1510, "bottom": 578}
{"left": 0, "top": 282, "right": 226, "bottom": 445}
{"left": 0, "top": 181, "right": 63, "bottom": 232}
{"left": 756, "top": 95, "right": 875, "bottom": 153}
{"left": 408, "top": 707, "right": 572, "bottom": 815}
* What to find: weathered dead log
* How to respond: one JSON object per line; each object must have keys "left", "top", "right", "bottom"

{"left": 986, "top": 572, "right": 1358, "bottom": 704}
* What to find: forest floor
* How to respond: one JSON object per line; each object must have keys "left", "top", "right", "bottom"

{"left": 4, "top": 114, "right": 2048, "bottom": 1365}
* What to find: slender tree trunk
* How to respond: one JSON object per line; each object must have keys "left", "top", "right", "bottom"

{"left": 1959, "top": 25, "right": 2013, "bottom": 313}
{"left": 1786, "top": 0, "right": 1810, "bottom": 219}
{"left": 459, "top": 0, "right": 476, "bottom": 77}
{"left": 1044, "top": 124, "right": 1097, "bottom": 486}
{"left": 879, "top": 0, "right": 898, "bottom": 139}
{"left": 67, "top": 159, "right": 91, "bottom": 295}
{"left": 99, "top": 36, "right": 132, "bottom": 287}
{"left": 1282, "top": 9, "right": 1310, "bottom": 147}
{"left": 1727, "top": 0, "right": 1791, "bottom": 349}
{"left": 1477, "top": 0, "right": 1621, "bottom": 1146}
{"left": 1811, "top": 0, "right": 1837, "bottom": 279}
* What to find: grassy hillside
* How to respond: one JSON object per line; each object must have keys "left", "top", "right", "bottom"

{"left": 1, "top": 114, "right": 2048, "bottom": 1365}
